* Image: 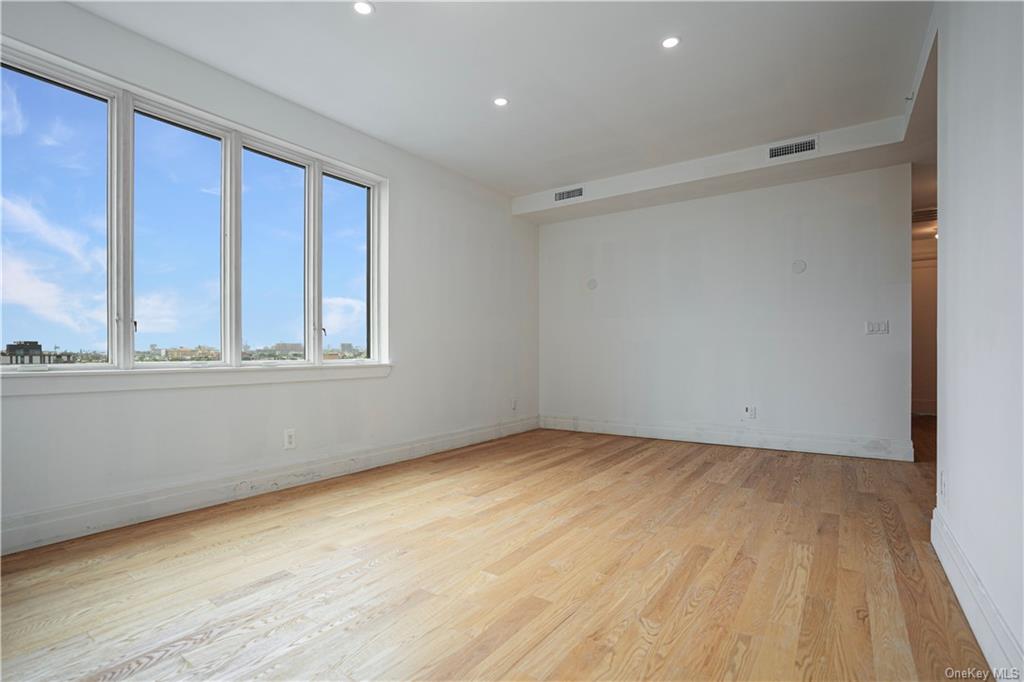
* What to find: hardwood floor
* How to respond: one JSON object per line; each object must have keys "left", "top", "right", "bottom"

{"left": 2, "top": 427, "right": 985, "bottom": 680}
{"left": 912, "top": 415, "right": 938, "bottom": 462}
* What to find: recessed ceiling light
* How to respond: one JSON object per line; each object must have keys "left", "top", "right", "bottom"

{"left": 662, "top": 36, "right": 680, "bottom": 49}
{"left": 353, "top": 2, "right": 374, "bottom": 15}
{"left": 493, "top": 97, "right": 509, "bottom": 107}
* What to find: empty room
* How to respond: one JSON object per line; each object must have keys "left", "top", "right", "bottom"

{"left": 1, "top": 1, "right": 1021, "bottom": 680}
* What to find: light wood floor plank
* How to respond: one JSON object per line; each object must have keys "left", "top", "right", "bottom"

{"left": 1, "top": 425, "right": 987, "bottom": 680}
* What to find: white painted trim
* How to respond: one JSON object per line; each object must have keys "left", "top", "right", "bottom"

{"left": 932, "top": 507, "right": 1024, "bottom": 671}
{"left": 114, "top": 87, "right": 133, "bottom": 369}
{"left": 224, "top": 130, "right": 243, "bottom": 367}
{"left": 368, "top": 178, "right": 390, "bottom": 364}
{"left": 539, "top": 415, "right": 913, "bottom": 461}
{"left": 0, "top": 362, "right": 393, "bottom": 396}
{"left": 1, "top": 415, "right": 540, "bottom": 554}
{"left": 307, "top": 158, "right": 324, "bottom": 363}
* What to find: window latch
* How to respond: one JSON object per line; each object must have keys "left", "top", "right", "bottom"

{"left": 133, "top": 320, "right": 138, "bottom": 332}
{"left": 321, "top": 327, "right": 326, "bottom": 336}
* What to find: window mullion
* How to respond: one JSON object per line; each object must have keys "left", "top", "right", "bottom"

{"left": 1, "top": 47, "right": 385, "bottom": 374}
{"left": 308, "top": 160, "right": 324, "bottom": 364}
{"left": 372, "top": 181, "right": 388, "bottom": 363}
{"left": 224, "top": 131, "right": 243, "bottom": 367}
{"left": 113, "top": 90, "right": 135, "bottom": 370}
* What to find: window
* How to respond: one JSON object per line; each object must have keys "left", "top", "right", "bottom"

{"left": 241, "top": 148, "right": 306, "bottom": 362}
{"left": 133, "top": 113, "right": 223, "bottom": 362}
{"left": 1, "top": 65, "right": 109, "bottom": 365}
{"left": 322, "top": 174, "right": 370, "bottom": 360}
{"left": 1, "top": 51, "right": 386, "bottom": 383}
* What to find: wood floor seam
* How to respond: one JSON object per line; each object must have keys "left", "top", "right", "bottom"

{"left": 1, "top": 419, "right": 986, "bottom": 680}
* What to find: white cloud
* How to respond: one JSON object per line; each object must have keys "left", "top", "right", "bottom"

{"left": 271, "top": 227, "right": 302, "bottom": 242}
{"left": 38, "top": 117, "right": 73, "bottom": 147}
{"left": 1, "top": 195, "right": 102, "bottom": 271}
{"left": 1, "top": 252, "right": 104, "bottom": 332}
{"left": 85, "top": 215, "right": 107, "bottom": 234}
{"left": 56, "top": 152, "right": 88, "bottom": 172}
{"left": 201, "top": 279, "right": 219, "bottom": 300}
{"left": 323, "top": 296, "right": 365, "bottom": 337}
{"left": 199, "top": 186, "right": 220, "bottom": 196}
{"left": 2, "top": 81, "right": 26, "bottom": 136}
{"left": 135, "top": 292, "right": 181, "bottom": 333}
{"left": 89, "top": 247, "right": 106, "bottom": 268}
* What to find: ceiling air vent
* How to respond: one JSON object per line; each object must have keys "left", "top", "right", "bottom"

{"left": 768, "top": 137, "right": 817, "bottom": 159}
{"left": 554, "top": 187, "right": 584, "bottom": 202}
{"left": 913, "top": 207, "right": 938, "bottom": 223}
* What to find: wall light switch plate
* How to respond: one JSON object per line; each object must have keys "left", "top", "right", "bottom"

{"left": 865, "top": 320, "right": 890, "bottom": 335}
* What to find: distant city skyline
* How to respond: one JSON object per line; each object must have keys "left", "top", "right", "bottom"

{"left": 2, "top": 338, "right": 366, "bottom": 364}
{"left": 2, "top": 66, "right": 369, "bottom": 362}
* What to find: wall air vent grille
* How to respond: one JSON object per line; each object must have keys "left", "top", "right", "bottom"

{"left": 554, "top": 187, "right": 584, "bottom": 202}
{"left": 768, "top": 138, "right": 817, "bottom": 159}
{"left": 912, "top": 207, "right": 939, "bottom": 223}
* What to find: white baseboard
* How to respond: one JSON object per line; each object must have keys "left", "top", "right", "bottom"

{"left": 932, "top": 507, "right": 1024, "bottom": 671}
{"left": 539, "top": 415, "right": 913, "bottom": 461}
{"left": 1, "top": 416, "right": 539, "bottom": 554}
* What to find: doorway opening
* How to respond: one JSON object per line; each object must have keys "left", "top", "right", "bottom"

{"left": 911, "top": 202, "right": 938, "bottom": 461}
{"left": 909, "top": 41, "right": 938, "bottom": 463}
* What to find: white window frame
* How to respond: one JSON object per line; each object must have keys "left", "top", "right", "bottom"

{"left": 0, "top": 42, "right": 390, "bottom": 396}
{"left": 0, "top": 50, "right": 122, "bottom": 371}
{"left": 130, "top": 99, "right": 233, "bottom": 369}
{"left": 237, "top": 140, "right": 313, "bottom": 367}
{"left": 320, "top": 166, "right": 379, "bottom": 364}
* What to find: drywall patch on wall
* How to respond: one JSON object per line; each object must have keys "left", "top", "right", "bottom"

{"left": 540, "top": 164, "right": 912, "bottom": 461}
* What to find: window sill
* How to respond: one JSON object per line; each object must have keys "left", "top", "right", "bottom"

{"left": 0, "top": 361, "right": 393, "bottom": 397}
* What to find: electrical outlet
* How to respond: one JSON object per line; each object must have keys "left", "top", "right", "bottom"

{"left": 283, "top": 428, "right": 296, "bottom": 450}
{"left": 744, "top": 406, "right": 757, "bottom": 420}
{"left": 865, "top": 320, "right": 890, "bottom": 335}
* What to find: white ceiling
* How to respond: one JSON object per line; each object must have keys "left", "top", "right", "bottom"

{"left": 80, "top": 2, "right": 932, "bottom": 197}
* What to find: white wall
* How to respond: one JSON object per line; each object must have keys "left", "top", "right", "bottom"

{"left": 912, "top": 235, "right": 938, "bottom": 415}
{"left": 540, "top": 164, "right": 912, "bottom": 459}
{"left": 930, "top": 2, "right": 1024, "bottom": 670}
{"left": 0, "top": 3, "right": 539, "bottom": 552}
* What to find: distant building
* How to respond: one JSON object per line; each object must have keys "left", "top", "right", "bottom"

{"left": 163, "top": 346, "right": 192, "bottom": 361}
{"left": 1, "top": 341, "right": 75, "bottom": 365}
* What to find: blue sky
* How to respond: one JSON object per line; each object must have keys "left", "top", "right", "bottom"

{"left": 2, "top": 66, "right": 368, "bottom": 357}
